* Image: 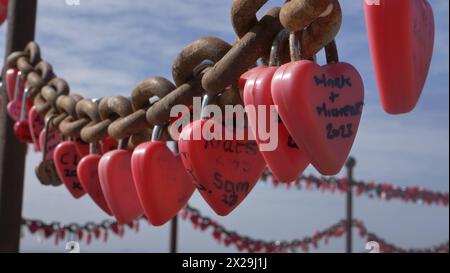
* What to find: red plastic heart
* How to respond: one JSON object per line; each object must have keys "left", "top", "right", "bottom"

{"left": 39, "top": 129, "right": 62, "bottom": 161}
{"left": 271, "top": 60, "right": 364, "bottom": 175}
{"left": 54, "top": 141, "right": 86, "bottom": 199}
{"left": 132, "top": 141, "right": 195, "bottom": 226}
{"left": 98, "top": 150, "right": 143, "bottom": 224}
{"left": 28, "top": 106, "right": 45, "bottom": 151}
{"left": 7, "top": 100, "right": 22, "bottom": 122}
{"left": 13, "top": 120, "right": 33, "bottom": 143}
{"left": 241, "top": 67, "right": 310, "bottom": 182}
{"left": 179, "top": 120, "right": 266, "bottom": 216}
{"left": 6, "top": 73, "right": 25, "bottom": 122}
{"left": 77, "top": 154, "right": 113, "bottom": 215}
{"left": 4, "top": 68, "right": 18, "bottom": 101}
{"left": 364, "top": 0, "right": 434, "bottom": 114}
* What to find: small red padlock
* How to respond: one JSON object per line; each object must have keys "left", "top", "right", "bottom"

{"left": 54, "top": 141, "right": 86, "bottom": 199}
{"left": 28, "top": 106, "right": 45, "bottom": 151}
{"left": 179, "top": 95, "right": 266, "bottom": 216}
{"left": 240, "top": 30, "right": 310, "bottom": 182}
{"left": 271, "top": 38, "right": 364, "bottom": 175}
{"left": 98, "top": 139, "right": 143, "bottom": 224}
{"left": 77, "top": 143, "right": 113, "bottom": 215}
{"left": 13, "top": 88, "right": 33, "bottom": 143}
{"left": 4, "top": 68, "right": 19, "bottom": 101}
{"left": 7, "top": 71, "right": 26, "bottom": 122}
{"left": 132, "top": 126, "right": 195, "bottom": 226}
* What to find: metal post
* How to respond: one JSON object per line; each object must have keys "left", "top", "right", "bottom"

{"left": 345, "top": 157, "right": 356, "bottom": 253}
{"left": 0, "top": 0, "right": 37, "bottom": 253}
{"left": 169, "top": 216, "right": 178, "bottom": 253}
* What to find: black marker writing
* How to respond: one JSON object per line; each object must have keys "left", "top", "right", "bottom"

{"left": 314, "top": 74, "right": 352, "bottom": 89}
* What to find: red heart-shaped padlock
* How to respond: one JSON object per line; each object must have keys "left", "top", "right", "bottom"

{"left": 6, "top": 73, "right": 25, "bottom": 122}
{"left": 39, "top": 129, "right": 62, "bottom": 161}
{"left": 28, "top": 106, "right": 45, "bottom": 151}
{"left": 364, "top": 0, "right": 434, "bottom": 114}
{"left": 7, "top": 100, "right": 23, "bottom": 122}
{"left": 77, "top": 154, "right": 113, "bottom": 215}
{"left": 54, "top": 141, "right": 86, "bottom": 199}
{"left": 179, "top": 120, "right": 266, "bottom": 216}
{"left": 271, "top": 60, "right": 364, "bottom": 175}
{"left": 241, "top": 67, "right": 310, "bottom": 182}
{"left": 4, "top": 68, "right": 18, "bottom": 101}
{"left": 132, "top": 141, "right": 195, "bottom": 226}
{"left": 98, "top": 150, "right": 143, "bottom": 224}
{"left": 13, "top": 120, "right": 33, "bottom": 143}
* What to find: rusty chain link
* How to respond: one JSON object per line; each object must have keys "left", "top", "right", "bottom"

{"left": 34, "top": 78, "right": 70, "bottom": 115}
{"left": 56, "top": 94, "right": 87, "bottom": 138}
{"left": 146, "top": 36, "right": 232, "bottom": 126}
{"left": 25, "top": 61, "right": 56, "bottom": 97}
{"left": 201, "top": 5, "right": 283, "bottom": 94}
{"left": 108, "top": 77, "right": 176, "bottom": 141}
{"left": 285, "top": 0, "right": 342, "bottom": 59}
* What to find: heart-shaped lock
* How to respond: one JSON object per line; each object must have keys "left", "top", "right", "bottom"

{"left": 35, "top": 115, "right": 62, "bottom": 186}
{"left": 96, "top": 96, "right": 143, "bottom": 224}
{"left": 240, "top": 31, "right": 310, "bottom": 182}
{"left": 13, "top": 87, "right": 33, "bottom": 143}
{"left": 132, "top": 126, "right": 195, "bottom": 226}
{"left": 5, "top": 68, "right": 19, "bottom": 101}
{"left": 13, "top": 120, "right": 32, "bottom": 143}
{"left": 98, "top": 144, "right": 143, "bottom": 224}
{"left": 54, "top": 141, "right": 86, "bottom": 199}
{"left": 28, "top": 106, "right": 45, "bottom": 151}
{"left": 179, "top": 95, "right": 266, "bottom": 216}
{"left": 77, "top": 144, "right": 113, "bottom": 216}
{"left": 241, "top": 67, "right": 310, "bottom": 182}
{"left": 271, "top": 39, "right": 364, "bottom": 175}
{"left": 364, "top": 0, "right": 434, "bottom": 114}
{"left": 7, "top": 71, "right": 26, "bottom": 122}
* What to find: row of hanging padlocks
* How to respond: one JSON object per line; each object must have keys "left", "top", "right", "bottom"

{"left": 0, "top": 0, "right": 435, "bottom": 225}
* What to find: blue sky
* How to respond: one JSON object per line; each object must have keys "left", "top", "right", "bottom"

{"left": 0, "top": 0, "right": 448, "bottom": 253}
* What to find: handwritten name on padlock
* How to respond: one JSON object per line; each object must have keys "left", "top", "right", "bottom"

{"left": 54, "top": 141, "right": 86, "bottom": 199}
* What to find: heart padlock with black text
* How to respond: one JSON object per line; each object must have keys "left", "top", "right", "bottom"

{"left": 54, "top": 141, "right": 86, "bottom": 199}
{"left": 271, "top": 41, "right": 364, "bottom": 175}
{"left": 179, "top": 96, "right": 266, "bottom": 216}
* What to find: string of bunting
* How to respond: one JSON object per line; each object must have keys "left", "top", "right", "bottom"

{"left": 261, "top": 170, "right": 449, "bottom": 207}
{"left": 21, "top": 205, "right": 449, "bottom": 253}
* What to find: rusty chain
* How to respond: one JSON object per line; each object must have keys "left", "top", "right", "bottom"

{"left": 146, "top": 36, "right": 233, "bottom": 127}
{"left": 1, "top": 0, "right": 343, "bottom": 147}
{"left": 108, "top": 77, "right": 176, "bottom": 141}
